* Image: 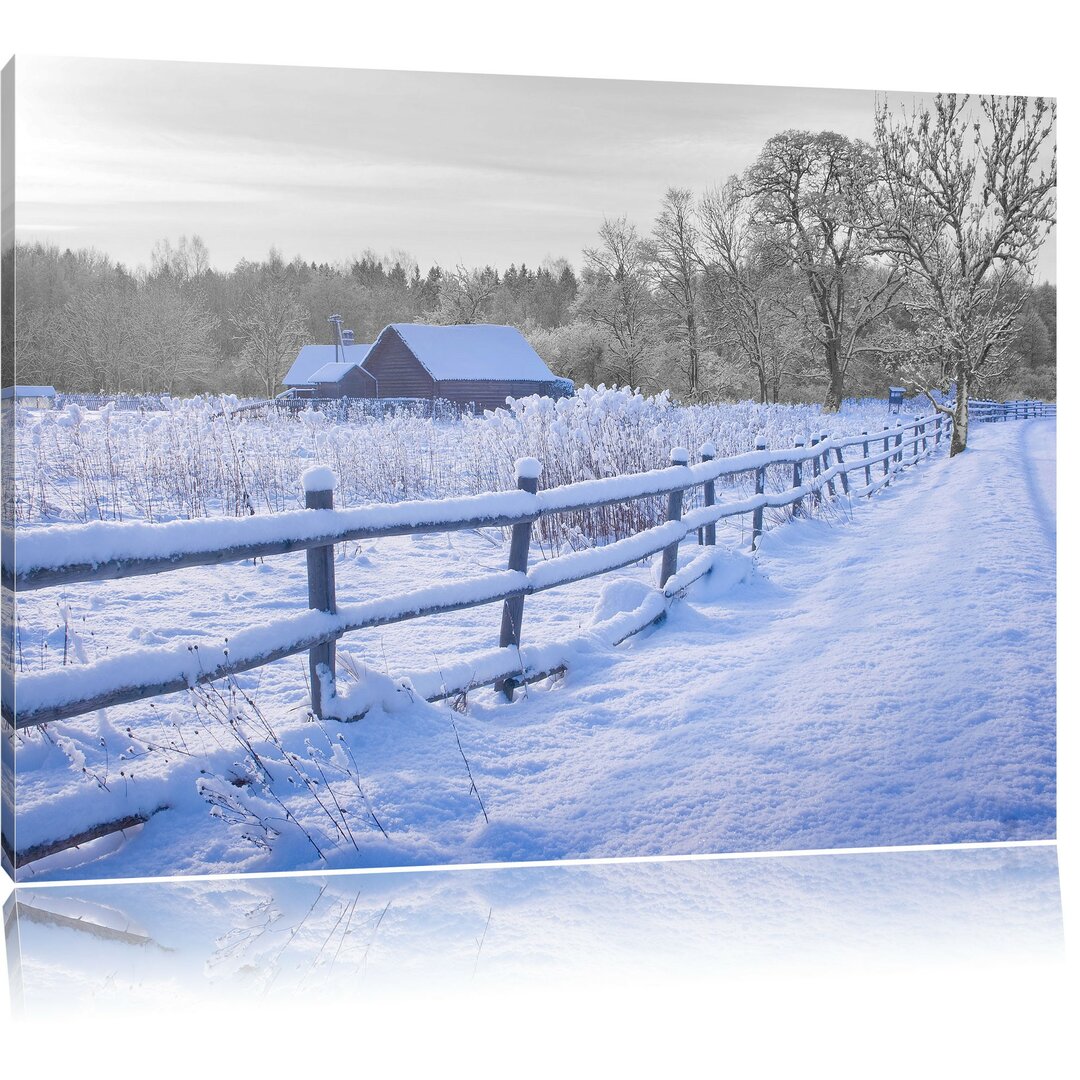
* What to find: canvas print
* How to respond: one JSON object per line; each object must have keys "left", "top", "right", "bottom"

{"left": 0, "top": 58, "right": 1057, "bottom": 882}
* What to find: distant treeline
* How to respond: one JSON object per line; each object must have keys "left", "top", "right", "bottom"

{"left": 8, "top": 96, "right": 1056, "bottom": 412}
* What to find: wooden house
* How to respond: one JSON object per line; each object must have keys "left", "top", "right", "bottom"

{"left": 309, "top": 360, "right": 378, "bottom": 399}
{"left": 282, "top": 343, "right": 372, "bottom": 396}
{"left": 358, "top": 323, "right": 573, "bottom": 411}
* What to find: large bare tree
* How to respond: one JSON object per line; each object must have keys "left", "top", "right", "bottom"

{"left": 433, "top": 265, "right": 499, "bottom": 324}
{"left": 647, "top": 188, "right": 704, "bottom": 399}
{"left": 578, "top": 216, "right": 657, "bottom": 390}
{"left": 132, "top": 277, "right": 218, "bottom": 394}
{"left": 698, "top": 178, "right": 801, "bottom": 404}
{"left": 232, "top": 270, "right": 310, "bottom": 398}
{"left": 745, "top": 131, "right": 901, "bottom": 411}
{"left": 873, "top": 94, "right": 1056, "bottom": 454}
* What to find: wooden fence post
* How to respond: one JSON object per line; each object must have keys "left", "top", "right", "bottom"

{"left": 660, "top": 447, "right": 689, "bottom": 586}
{"left": 833, "top": 440, "right": 850, "bottom": 494}
{"left": 304, "top": 468, "right": 338, "bottom": 719}
{"left": 862, "top": 431, "right": 871, "bottom": 487}
{"left": 792, "top": 437, "right": 805, "bottom": 517}
{"left": 935, "top": 414, "right": 942, "bottom": 450}
{"left": 820, "top": 432, "right": 836, "bottom": 497}
{"left": 751, "top": 436, "right": 767, "bottom": 550}
{"left": 895, "top": 421, "right": 904, "bottom": 467}
{"left": 700, "top": 442, "right": 717, "bottom": 547}
{"left": 882, "top": 425, "right": 891, "bottom": 483}
{"left": 497, "top": 458, "right": 541, "bottom": 698}
{"left": 810, "top": 436, "right": 821, "bottom": 505}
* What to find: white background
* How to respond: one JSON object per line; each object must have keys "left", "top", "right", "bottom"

{"left": 1, "top": 3, "right": 1075, "bottom": 1075}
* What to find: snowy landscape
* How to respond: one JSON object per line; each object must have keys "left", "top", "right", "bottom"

{"left": 1, "top": 64, "right": 1057, "bottom": 885}
{"left": 3, "top": 394, "right": 1056, "bottom": 880}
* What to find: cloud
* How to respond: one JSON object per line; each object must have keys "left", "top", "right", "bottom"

{"left": 14, "top": 57, "right": 1055, "bottom": 280}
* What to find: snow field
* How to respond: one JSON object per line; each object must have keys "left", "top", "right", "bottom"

{"left": 9, "top": 407, "right": 1050, "bottom": 881}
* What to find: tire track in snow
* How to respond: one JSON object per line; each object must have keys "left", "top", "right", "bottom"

{"left": 1018, "top": 418, "right": 1056, "bottom": 552}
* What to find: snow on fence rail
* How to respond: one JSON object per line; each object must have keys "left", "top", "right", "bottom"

{"left": 3, "top": 412, "right": 957, "bottom": 731}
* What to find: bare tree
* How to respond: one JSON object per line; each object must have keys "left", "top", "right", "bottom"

{"left": 873, "top": 94, "right": 1056, "bottom": 454}
{"left": 131, "top": 278, "right": 218, "bottom": 394}
{"left": 433, "top": 265, "right": 499, "bottom": 324}
{"left": 647, "top": 188, "right": 704, "bottom": 399}
{"left": 232, "top": 272, "right": 310, "bottom": 398}
{"left": 577, "top": 216, "right": 657, "bottom": 389}
{"left": 150, "top": 234, "right": 211, "bottom": 281}
{"left": 698, "top": 178, "right": 801, "bottom": 404}
{"left": 59, "top": 283, "right": 135, "bottom": 393}
{"left": 745, "top": 131, "right": 901, "bottom": 411}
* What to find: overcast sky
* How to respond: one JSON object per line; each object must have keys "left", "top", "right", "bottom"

{"left": 15, "top": 56, "right": 1056, "bottom": 281}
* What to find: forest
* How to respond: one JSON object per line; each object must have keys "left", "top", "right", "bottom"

{"left": 7, "top": 95, "right": 1057, "bottom": 434}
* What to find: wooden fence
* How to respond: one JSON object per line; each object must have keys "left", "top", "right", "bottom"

{"left": 4, "top": 411, "right": 963, "bottom": 734}
{"left": 55, "top": 393, "right": 167, "bottom": 411}
{"left": 272, "top": 396, "right": 470, "bottom": 420}
{"left": 969, "top": 399, "right": 1056, "bottom": 423}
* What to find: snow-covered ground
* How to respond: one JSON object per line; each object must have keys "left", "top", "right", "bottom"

{"left": 11, "top": 418, "right": 1055, "bottom": 880}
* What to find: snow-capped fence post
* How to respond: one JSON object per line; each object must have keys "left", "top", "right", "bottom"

{"left": 862, "top": 432, "right": 871, "bottom": 487}
{"left": 303, "top": 467, "right": 338, "bottom": 719}
{"left": 895, "top": 422, "right": 904, "bottom": 467}
{"left": 820, "top": 432, "right": 836, "bottom": 498}
{"left": 700, "top": 442, "right": 717, "bottom": 547}
{"left": 792, "top": 438, "right": 805, "bottom": 517}
{"left": 882, "top": 425, "right": 891, "bottom": 484}
{"left": 922, "top": 419, "right": 929, "bottom": 456}
{"left": 497, "top": 458, "right": 542, "bottom": 698}
{"left": 810, "top": 436, "right": 821, "bottom": 505}
{"left": 751, "top": 436, "right": 767, "bottom": 550}
{"left": 660, "top": 447, "right": 689, "bottom": 586}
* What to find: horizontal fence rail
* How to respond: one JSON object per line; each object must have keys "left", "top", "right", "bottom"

{"left": 1, "top": 411, "right": 966, "bottom": 730}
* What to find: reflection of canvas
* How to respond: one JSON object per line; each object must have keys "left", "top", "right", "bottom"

{"left": 4, "top": 846, "right": 1065, "bottom": 1010}
{"left": 1, "top": 57, "right": 1057, "bottom": 883}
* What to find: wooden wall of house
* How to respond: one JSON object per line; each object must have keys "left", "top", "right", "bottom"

{"left": 363, "top": 329, "right": 437, "bottom": 399}
{"left": 314, "top": 366, "right": 378, "bottom": 400}
{"left": 362, "top": 328, "right": 574, "bottom": 409}
{"left": 435, "top": 379, "right": 567, "bottom": 411}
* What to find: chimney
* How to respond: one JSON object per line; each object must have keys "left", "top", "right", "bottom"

{"left": 327, "top": 314, "right": 344, "bottom": 363}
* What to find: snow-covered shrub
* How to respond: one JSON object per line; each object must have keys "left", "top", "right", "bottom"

{"left": 11, "top": 388, "right": 921, "bottom": 548}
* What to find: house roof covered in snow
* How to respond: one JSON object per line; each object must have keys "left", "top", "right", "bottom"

{"left": 376, "top": 324, "right": 558, "bottom": 382}
{"left": 1, "top": 385, "right": 57, "bottom": 399}
{"left": 283, "top": 344, "right": 371, "bottom": 387}
{"left": 309, "top": 361, "right": 375, "bottom": 384}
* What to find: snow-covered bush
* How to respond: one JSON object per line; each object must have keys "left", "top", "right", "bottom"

{"left": 11, "top": 387, "right": 920, "bottom": 548}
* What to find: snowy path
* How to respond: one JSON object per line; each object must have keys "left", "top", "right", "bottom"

{"left": 18, "top": 419, "right": 1056, "bottom": 878}
{"left": 423, "top": 417, "right": 1057, "bottom": 863}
